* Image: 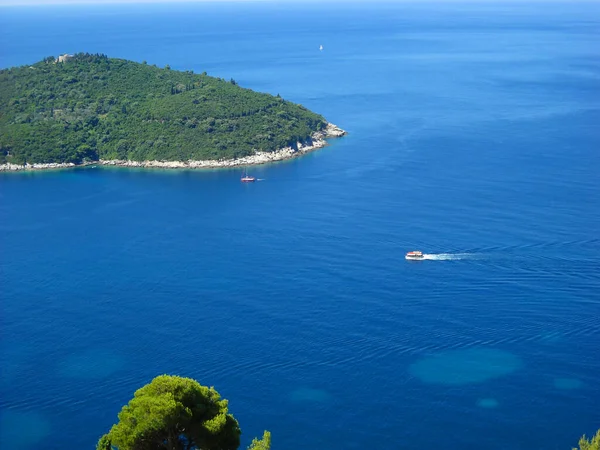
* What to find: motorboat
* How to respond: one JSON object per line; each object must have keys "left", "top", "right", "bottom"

{"left": 405, "top": 251, "right": 424, "bottom": 260}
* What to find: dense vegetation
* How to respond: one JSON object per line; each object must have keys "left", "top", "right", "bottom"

{"left": 97, "top": 375, "right": 270, "bottom": 450}
{"left": 0, "top": 53, "right": 327, "bottom": 164}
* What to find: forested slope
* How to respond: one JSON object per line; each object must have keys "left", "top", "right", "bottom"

{"left": 0, "top": 53, "right": 327, "bottom": 164}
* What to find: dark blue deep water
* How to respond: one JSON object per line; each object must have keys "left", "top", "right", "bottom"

{"left": 1, "top": 2, "right": 599, "bottom": 449}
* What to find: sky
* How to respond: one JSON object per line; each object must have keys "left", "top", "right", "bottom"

{"left": 0, "top": 0, "right": 278, "bottom": 5}
{"left": 1, "top": 0, "right": 596, "bottom": 5}
{"left": 0, "top": 0, "right": 301, "bottom": 5}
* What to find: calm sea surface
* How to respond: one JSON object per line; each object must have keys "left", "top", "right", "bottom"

{"left": 1, "top": 2, "right": 599, "bottom": 449}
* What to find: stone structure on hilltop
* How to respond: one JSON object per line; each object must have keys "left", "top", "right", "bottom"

{"left": 56, "top": 54, "right": 73, "bottom": 63}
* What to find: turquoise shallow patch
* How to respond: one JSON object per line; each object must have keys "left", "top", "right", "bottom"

{"left": 57, "top": 348, "right": 124, "bottom": 379}
{"left": 477, "top": 398, "right": 499, "bottom": 408}
{"left": 409, "top": 348, "right": 522, "bottom": 385}
{"left": 0, "top": 410, "right": 51, "bottom": 450}
{"left": 553, "top": 378, "right": 583, "bottom": 390}
{"left": 289, "top": 387, "right": 332, "bottom": 403}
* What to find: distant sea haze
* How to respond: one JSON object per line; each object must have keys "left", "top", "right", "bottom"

{"left": 1, "top": 1, "right": 599, "bottom": 450}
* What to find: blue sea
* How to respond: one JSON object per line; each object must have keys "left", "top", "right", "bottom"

{"left": 1, "top": 2, "right": 599, "bottom": 449}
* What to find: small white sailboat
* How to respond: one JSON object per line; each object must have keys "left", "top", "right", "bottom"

{"left": 319, "top": 45, "right": 323, "bottom": 51}
{"left": 240, "top": 168, "right": 255, "bottom": 183}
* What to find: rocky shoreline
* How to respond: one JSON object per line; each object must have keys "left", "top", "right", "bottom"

{"left": 0, "top": 123, "right": 346, "bottom": 172}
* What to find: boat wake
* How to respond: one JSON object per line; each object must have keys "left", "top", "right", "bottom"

{"left": 422, "top": 253, "right": 475, "bottom": 261}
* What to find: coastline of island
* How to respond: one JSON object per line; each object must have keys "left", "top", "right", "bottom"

{"left": 0, "top": 123, "right": 346, "bottom": 173}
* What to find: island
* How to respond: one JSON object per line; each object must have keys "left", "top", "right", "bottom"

{"left": 0, "top": 53, "right": 346, "bottom": 171}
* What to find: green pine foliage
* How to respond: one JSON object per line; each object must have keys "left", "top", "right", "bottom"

{"left": 248, "top": 431, "right": 271, "bottom": 450}
{"left": 97, "top": 375, "right": 242, "bottom": 450}
{"left": 0, "top": 53, "right": 327, "bottom": 165}
{"left": 575, "top": 430, "right": 600, "bottom": 450}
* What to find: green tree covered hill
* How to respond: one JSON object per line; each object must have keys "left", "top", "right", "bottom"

{"left": 0, "top": 53, "right": 327, "bottom": 165}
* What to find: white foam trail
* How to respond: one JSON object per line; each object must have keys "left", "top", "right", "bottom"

{"left": 423, "top": 253, "right": 474, "bottom": 261}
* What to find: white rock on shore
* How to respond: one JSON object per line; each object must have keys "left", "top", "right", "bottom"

{"left": 0, "top": 123, "right": 347, "bottom": 172}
